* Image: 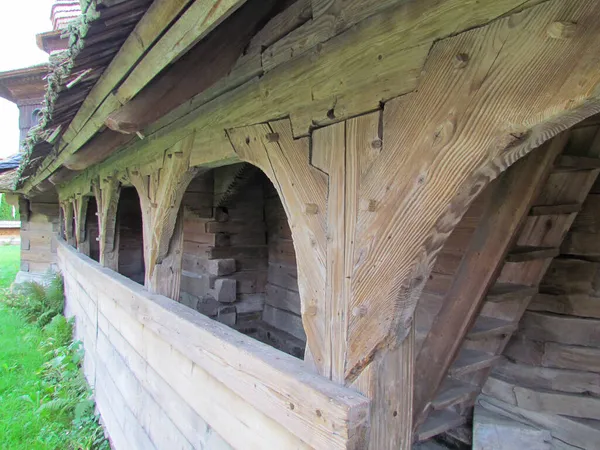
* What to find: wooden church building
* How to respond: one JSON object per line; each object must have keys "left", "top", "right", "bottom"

{"left": 8, "top": 0, "right": 600, "bottom": 448}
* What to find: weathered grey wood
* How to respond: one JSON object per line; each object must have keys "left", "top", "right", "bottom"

{"left": 478, "top": 395, "right": 600, "bottom": 450}
{"left": 450, "top": 349, "right": 499, "bottom": 378}
{"left": 519, "top": 311, "right": 600, "bottom": 347}
{"left": 493, "top": 358, "right": 600, "bottom": 396}
{"left": 530, "top": 203, "right": 581, "bottom": 216}
{"left": 58, "top": 240, "right": 370, "bottom": 450}
{"left": 417, "top": 410, "right": 465, "bottom": 442}
{"left": 505, "top": 246, "right": 560, "bottom": 263}
{"left": 414, "top": 137, "right": 564, "bottom": 422}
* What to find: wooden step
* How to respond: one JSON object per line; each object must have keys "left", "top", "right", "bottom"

{"left": 505, "top": 246, "right": 560, "bottom": 263}
{"left": 530, "top": 203, "right": 581, "bottom": 216}
{"left": 467, "top": 316, "right": 517, "bottom": 340}
{"left": 449, "top": 349, "right": 498, "bottom": 377}
{"left": 432, "top": 378, "right": 479, "bottom": 410}
{"left": 555, "top": 155, "right": 600, "bottom": 172}
{"left": 486, "top": 283, "right": 537, "bottom": 303}
{"left": 417, "top": 409, "right": 466, "bottom": 441}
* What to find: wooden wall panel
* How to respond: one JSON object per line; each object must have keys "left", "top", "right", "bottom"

{"left": 58, "top": 240, "right": 369, "bottom": 450}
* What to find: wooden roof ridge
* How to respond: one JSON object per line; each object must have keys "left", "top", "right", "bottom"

{"left": 16, "top": 0, "right": 154, "bottom": 188}
{"left": 19, "top": 0, "right": 253, "bottom": 192}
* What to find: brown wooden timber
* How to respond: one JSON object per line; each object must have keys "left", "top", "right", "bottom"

{"left": 104, "top": 0, "right": 277, "bottom": 136}
{"left": 25, "top": 0, "right": 577, "bottom": 194}
{"left": 61, "top": 200, "right": 76, "bottom": 247}
{"left": 128, "top": 134, "right": 200, "bottom": 299}
{"left": 61, "top": 0, "right": 197, "bottom": 143}
{"left": 73, "top": 195, "right": 90, "bottom": 256}
{"left": 413, "top": 134, "right": 566, "bottom": 424}
{"left": 92, "top": 175, "right": 121, "bottom": 271}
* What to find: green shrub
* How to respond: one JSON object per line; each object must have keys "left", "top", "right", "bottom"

{"left": 0, "top": 193, "right": 19, "bottom": 221}
{"left": 8, "top": 271, "right": 64, "bottom": 327}
{"left": 0, "top": 272, "right": 110, "bottom": 449}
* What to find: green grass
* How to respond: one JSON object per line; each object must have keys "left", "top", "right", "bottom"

{"left": 0, "top": 245, "right": 19, "bottom": 289}
{"left": 0, "top": 246, "right": 108, "bottom": 449}
{"left": 0, "top": 245, "right": 49, "bottom": 449}
{"left": 0, "top": 306, "right": 48, "bottom": 449}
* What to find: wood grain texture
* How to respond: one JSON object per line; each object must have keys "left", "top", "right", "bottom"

{"left": 73, "top": 195, "right": 90, "bottom": 256}
{"left": 342, "top": 0, "right": 600, "bottom": 376}
{"left": 128, "top": 134, "right": 200, "bottom": 298}
{"left": 92, "top": 174, "right": 121, "bottom": 271}
{"left": 58, "top": 240, "right": 370, "bottom": 450}
{"left": 227, "top": 119, "right": 330, "bottom": 373}
{"left": 25, "top": 0, "right": 546, "bottom": 192}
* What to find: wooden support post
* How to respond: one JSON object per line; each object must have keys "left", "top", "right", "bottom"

{"left": 73, "top": 195, "right": 90, "bottom": 256}
{"left": 412, "top": 133, "right": 568, "bottom": 424}
{"left": 61, "top": 201, "right": 76, "bottom": 247}
{"left": 128, "top": 134, "right": 200, "bottom": 299}
{"left": 92, "top": 174, "right": 121, "bottom": 271}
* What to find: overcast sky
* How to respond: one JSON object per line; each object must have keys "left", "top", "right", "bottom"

{"left": 0, "top": 0, "right": 56, "bottom": 159}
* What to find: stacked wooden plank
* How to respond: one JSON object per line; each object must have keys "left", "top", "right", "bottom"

{"left": 476, "top": 124, "right": 600, "bottom": 449}
{"left": 415, "top": 122, "right": 600, "bottom": 444}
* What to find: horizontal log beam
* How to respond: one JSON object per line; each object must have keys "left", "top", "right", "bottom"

{"left": 58, "top": 240, "right": 370, "bottom": 449}
{"left": 22, "top": 0, "right": 554, "bottom": 194}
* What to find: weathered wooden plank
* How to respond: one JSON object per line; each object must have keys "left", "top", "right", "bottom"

{"left": 432, "top": 378, "right": 478, "bottom": 410}
{"left": 417, "top": 409, "right": 465, "bottom": 442}
{"left": 26, "top": 0, "right": 556, "bottom": 193}
{"left": 92, "top": 174, "right": 120, "bottom": 270}
{"left": 505, "top": 246, "right": 560, "bottom": 263}
{"left": 519, "top": 311, "right": 600, "bottom": 347}
{"left": 63, "top": 0, "right": 196, "bottom": 140}
{"left": 529, "top": 293, "right": 600, "bottom": 319}
{"left": 128, "top": 135, "right": 200, "bottom": 298}
{"left": 529, "top": 203, "right": 581, "bottom": 216}
{"left": 484, "top": 375, "right": 600, "bottom": 420}
{"left": 504, "top": 333, "right": 600, "bottom": 372}
{"left": 493, "top": 358, "right": 600, "bottom": 396}
{"left": 351, "top": 327, "right": 415, "bottom": 450}
{"left": 58, "top": 240, "right": 370, "bottom": 450}
{"left": 343, "top": 0, "right": 600, "bottom": 381}
{"left": 116, "top": 0, "right": 249, "bottom": 105}
{"left": 105, "top": 0, "right": 275, "bottom": 136}
{"left": 479, "top": 395, "right": 600, "bottom": 450}
{"left": 228, "top": 119, "right": 330, "bottom": 372}
{"left": 413, "top": 136, "right": 564, "bottom": 421}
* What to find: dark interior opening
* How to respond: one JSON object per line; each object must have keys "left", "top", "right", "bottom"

{"left": 86, "top": 196, "right": 100, "bottom": 262}
{"left": 116, "top": 187, "right": 145, "bottom": 284}
{"left": 179, "top": 165, "right": 304, "bottom": 358}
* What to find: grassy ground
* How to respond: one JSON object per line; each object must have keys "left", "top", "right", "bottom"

{"left": 0, "top": 245, "right": 19, "bottom": 288}
{"left": 0, "top": 306, "right": 48, "bottom": 449}
{"left": 0, "top": 246, "right": 107, "bottom": 449}
{"left": 0, "top": 245, "right": 49, "bottom": 449}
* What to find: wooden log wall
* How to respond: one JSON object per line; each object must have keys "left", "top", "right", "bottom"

{"left": 116, "top": 187, "right": 145, "bottom": 284}
{"left": 58, "top": 240, "right": 369, "bottom": 450}
{"left": 264, "top": 182, "right": 304, "bottom": 343}
{"left": 180, "top": 166, "right": 268, "bottom": 327}
{"left": 19, "top": 199, "right": 60, "bottom": 275}
{"left": 50, "top": 0, "right": 600, "bottom": 448}
{"left": 477, "top": 155, "right": 600, "bottom": 449}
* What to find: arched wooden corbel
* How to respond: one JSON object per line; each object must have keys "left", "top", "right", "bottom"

{"left": 72, "top": 195, "right": 90, "bottom": 256}
{"left": 92, "top": 174, "right": 121, "bottom": 270}
{"left": 227, "top": 119, "right": 330, "bottom": 374}
{"left": 128, "top": 133, "right": 200, "bottom": 299}
{"left": 60, "top": 201, "right": 76, "bottom": 247}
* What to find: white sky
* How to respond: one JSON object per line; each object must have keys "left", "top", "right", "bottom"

{"left": 0, "top": 0, "right": 56, "bottom": 159}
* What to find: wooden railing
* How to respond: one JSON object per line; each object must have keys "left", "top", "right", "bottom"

{"left": 57, "top": 240, "right": 369, "bottom": 450}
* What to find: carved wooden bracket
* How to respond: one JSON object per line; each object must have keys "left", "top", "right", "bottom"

{"left": 128, "top": 134, "right": 200, "bottom": 298}
{"left": 60, "top": 201, "right": 76, "bottom": 247}
{"left": 92, "top": 174, "right": 121, "bottom": 271}
{"left": 72, "top": 194, "right": 90, "bottom": 256}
